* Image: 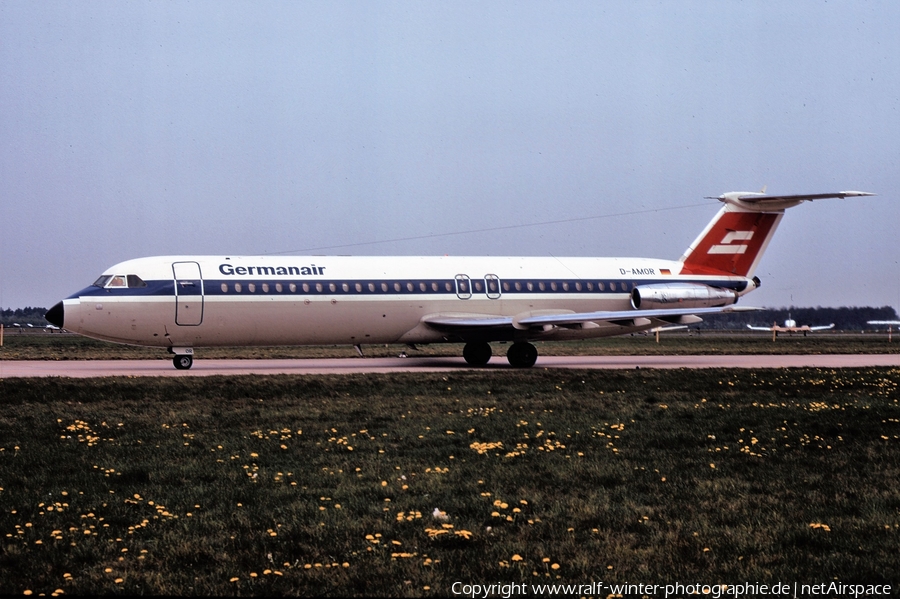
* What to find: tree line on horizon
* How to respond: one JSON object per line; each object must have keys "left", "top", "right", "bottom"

{"left": 3, "top": 305, "right": 898, "bottom": 331}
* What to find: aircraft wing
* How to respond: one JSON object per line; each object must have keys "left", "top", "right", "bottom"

{"left": 868, "top": 320, "right": 900, "bottom": 326}
{"left": 425, "top": 305, "right": 756, "bottom": 332}
{"left": 747, "top": 324, "right": 775, "bottom": 331}
{"left": 809, "top": 324, "right": 835, "bottom": 331}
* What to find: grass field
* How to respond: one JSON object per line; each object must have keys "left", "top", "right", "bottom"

{"left": 1, "top": 368, "right": 898, "bottom": 596}
{"left": 1, "top": 330, "right": 899, "bottom": 361}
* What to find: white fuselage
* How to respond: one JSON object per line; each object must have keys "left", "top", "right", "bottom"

{"left": 58, "top": 254, "right": 751, "bottom": 348}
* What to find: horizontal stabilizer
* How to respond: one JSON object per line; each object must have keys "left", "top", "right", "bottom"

{"left": 708, "top": 191, "right": 875, "bottom": 204}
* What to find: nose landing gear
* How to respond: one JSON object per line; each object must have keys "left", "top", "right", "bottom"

{"left": 168, "top": 348, "right": 194, "bottom": 370}
{"left": 173, "top": 354, "right": 194, "bottom": 370}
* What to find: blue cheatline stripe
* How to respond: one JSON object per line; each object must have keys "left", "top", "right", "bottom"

{"left": 72, "top": 277, "right": 749, "bottom": 298}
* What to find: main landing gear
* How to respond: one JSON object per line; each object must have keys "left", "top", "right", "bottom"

{"left": 462, "top": 341, "right": 538, "bottom": 368}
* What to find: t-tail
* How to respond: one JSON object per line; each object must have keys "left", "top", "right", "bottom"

{"left": 679, "top": 190, "right": 875, "bottom": 277}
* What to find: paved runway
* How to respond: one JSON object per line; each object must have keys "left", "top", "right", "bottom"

{"left": 1, "top": 354, "right": 898, "bottom": 378}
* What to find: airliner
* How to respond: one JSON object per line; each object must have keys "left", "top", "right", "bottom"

{"left": 44, "top": 190, "right": 873, "bottom": 369}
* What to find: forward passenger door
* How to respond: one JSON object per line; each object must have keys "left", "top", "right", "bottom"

{"left": 173, "top": 261, "right": 204, "bottom": 326}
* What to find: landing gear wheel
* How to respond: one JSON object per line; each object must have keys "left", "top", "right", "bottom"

{"left": 173, "top": 355, "right": 193, "bottom": 370}
{"left": 507, "top": 342, "right": 538, "bottom": 368}
{"left": 463, "top": 341, "right": 492, "bottom": 366}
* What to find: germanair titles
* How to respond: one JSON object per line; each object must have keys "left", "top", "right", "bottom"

{"left": 219, "top": 263, "right": 326, "bottom": 276}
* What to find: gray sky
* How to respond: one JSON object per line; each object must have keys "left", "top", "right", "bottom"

{"left": 2, "top": 1, "right": 897, "bottom": 312}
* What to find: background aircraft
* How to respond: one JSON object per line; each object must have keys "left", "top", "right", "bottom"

{"left": 867, "top": 320, "right": 900, "bottom": 342}
{"left": 748, "top": 315, "right": 834, "bottom": 339}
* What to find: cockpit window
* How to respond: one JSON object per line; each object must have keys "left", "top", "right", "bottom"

{"left": 127, "top": 275, "right": 147, "bottom": 288}
{"left": 92, "top": 274, "right": 148, "bottom": 288}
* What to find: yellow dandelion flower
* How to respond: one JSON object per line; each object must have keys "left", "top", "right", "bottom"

{"left": 511, "top": 554, "right": 523, "bottom": 562}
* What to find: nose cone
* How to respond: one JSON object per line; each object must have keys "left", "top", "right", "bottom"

{"left": 45, "top": 302, "right": 65, "bottom": 328}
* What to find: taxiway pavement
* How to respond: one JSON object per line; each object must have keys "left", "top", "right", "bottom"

{"left": 1, "top": 354, "right": 898, "bottom": 378}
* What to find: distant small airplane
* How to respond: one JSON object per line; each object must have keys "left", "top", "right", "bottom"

{"left": 748, "top": 316, "right": 834, "bottom": 340}
{"left": 644, "top": 324, "right": 689, "bottom": 343}
{"left": 868, "top": 320, "right": 900, "bottom": 342}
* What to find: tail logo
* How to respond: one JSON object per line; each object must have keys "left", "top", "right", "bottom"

{"left": 708, "top": 231, "right": 754, "bottom": 255}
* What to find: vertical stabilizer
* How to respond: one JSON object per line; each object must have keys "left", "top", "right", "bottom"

{"left": 679, "top": 205, "right": 783, "bottom": 276}
{"left": 679, "top": 190, "right": 874, "bottom": 277}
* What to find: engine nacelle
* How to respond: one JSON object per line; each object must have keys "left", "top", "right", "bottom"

{"left": 630, "top": 283, "right": 738, "bottom": 310}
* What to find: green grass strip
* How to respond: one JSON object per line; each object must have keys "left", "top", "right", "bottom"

{"left": 1, "top": 368, "right": 898, "bottom": 595}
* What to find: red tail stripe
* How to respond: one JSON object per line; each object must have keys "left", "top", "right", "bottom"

{"left": 681, "top": 212, "right": 780, "bottom": 276}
